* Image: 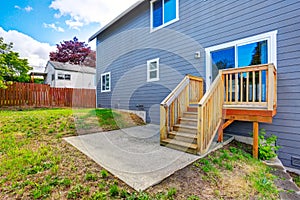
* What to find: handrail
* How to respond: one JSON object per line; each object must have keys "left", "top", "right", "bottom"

{"left": 160, "top": 75, "right": 204, "bottom": 141}
{"left": 197, "top": 72, "right": 224, "bottom": 154}
{"left": 222, "top": 64, "right": 269, "bottom": 74}
{"left": 161, "top": 76, "right": 189, "bottom": 107}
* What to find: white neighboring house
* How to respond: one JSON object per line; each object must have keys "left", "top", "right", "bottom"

{"left": 44, "top": 61, "right": 96, "bottom": 89}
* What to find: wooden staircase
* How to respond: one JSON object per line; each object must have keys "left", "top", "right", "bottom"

{"left": 160, "top": 64, "right": 277, "bottom": 157}
{"left": 161, "top": 105, "right": 198, "bottom": 154}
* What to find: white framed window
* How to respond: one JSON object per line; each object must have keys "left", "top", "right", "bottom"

{"left": 150, "top": 0, "right": 179, "bottom": 32}
{"left": 64, "top": 74, "right": 71, "bottom": 80}
{"left": 58, "top": 73, "right": 65, "bottom": 80}
{"left": 147, "top": 58, "right": 160, "bottom": 82}
{"left": 101, "top": 72, "right": 111, "bottom": 93}
{"left": 205, "top": 30, "right": 277, "bottom": 88}
{"left": 57, "top": 73, "right": 71, "bottom": 80}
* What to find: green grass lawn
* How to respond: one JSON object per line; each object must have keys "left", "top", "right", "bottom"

{"left": 0, "top": 108, "right": 145, "bottom": 199}
{"left": 0, "top": 108, "right": 289, "bottom": 199}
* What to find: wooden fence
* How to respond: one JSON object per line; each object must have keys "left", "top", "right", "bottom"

{"left": 0, "top": 82, "right": 96, "bottom": 108}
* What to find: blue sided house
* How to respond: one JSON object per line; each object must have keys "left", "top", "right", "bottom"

{"left": 89, "top": 0, "right": 300, "bottom": 171}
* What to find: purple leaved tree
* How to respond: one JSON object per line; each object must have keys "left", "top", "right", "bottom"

{"left": 49, "top": 37, "right": 92, "bottom": 65}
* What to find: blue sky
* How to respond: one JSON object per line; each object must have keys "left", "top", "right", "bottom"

{"left": 0, "top": 0, "right": 139, "bottom": 66}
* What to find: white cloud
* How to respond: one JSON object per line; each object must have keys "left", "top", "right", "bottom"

{"left": 43, "top": 23, "right": 65, "bottom": 32}
{"left": 65, "top": 17, "right": 83, "bottom": 31}
{"left": 14, "top": 5, "right": 33, "bottom": 12}
{"left": 14, "top": 5, "right": 21, "bottom": 10}
{"left": 0, "top": 27, "right": 55, "bottom": 67}
{"left": 24, "top": 6, "right": 33, "bottom": 12}
{"left": 49, "top": 0, "right": 141, "bottom": 30}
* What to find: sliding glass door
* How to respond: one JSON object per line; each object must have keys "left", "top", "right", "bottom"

{"left": 206, "top": 31, "right": 277, "bottom": 102}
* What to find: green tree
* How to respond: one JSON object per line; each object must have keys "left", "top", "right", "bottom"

{"left": 0, "top": 37, "right": 32, "bottom": 88}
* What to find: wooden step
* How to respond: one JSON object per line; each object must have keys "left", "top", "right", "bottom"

{"left": 161, "top": 138, "right": 198, "bottom": 154}
{"left": 168, "top": 131, "right": 197, "bottom": 144}
{"left": 187, "top": 106, "right": 198, "bottom": 112}
{"left": 183, "top": 112, "right": 197, "bottom": 119}
{"left": 173, "top": 124, "right": 197, "bottom": 134}
{"left": 178, "top": 117, "right": 198, "bottom": 126}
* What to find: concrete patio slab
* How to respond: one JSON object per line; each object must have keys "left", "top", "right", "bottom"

{"left": 64, "top": 124, "right": 200, "bottom": 191}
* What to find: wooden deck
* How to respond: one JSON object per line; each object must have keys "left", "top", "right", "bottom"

{"left": 160, "top": 64, "right": 277, "bottom": 158}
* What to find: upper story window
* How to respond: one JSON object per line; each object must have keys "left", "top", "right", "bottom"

{"left": 147, "top": 58, "right": 160, "bottom": 82}
{"left": 151, "top": 0, "right": 179, "bottom": 31}
{"left": 101, "top": 72, "right": 111, "bottom": 92}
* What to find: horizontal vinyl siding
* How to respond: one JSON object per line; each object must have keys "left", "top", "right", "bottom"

{"left": 98, "top": 48, "right": 200, "bottom": 124}
{"left": 96, "top": 0, "right": 300, "bottom": 169}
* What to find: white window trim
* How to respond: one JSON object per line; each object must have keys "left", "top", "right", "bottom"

{"left": 57, "top": 73, "right": 65, "bottom": 80}
{"left": 147, "top": 58, "right": 160, "bottom": 82}
{"left": 205, "top": 30, "right": 278, "bottom": 88}
{"left": 150, "top": 0, "right": 179, "bottom": 32}
{"left": 101, "top": 72, "right": 111, "bottom": 93}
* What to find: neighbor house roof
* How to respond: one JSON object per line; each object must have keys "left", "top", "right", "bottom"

{"left": 47, "top": 61, "right": 96, "bottom": 74}
{"left": 89, "top": 0, "right": 146, "bottom": 42}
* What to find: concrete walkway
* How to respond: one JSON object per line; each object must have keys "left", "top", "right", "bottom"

{"left": 64, "top": 124, "right": 200, "bottom": 191}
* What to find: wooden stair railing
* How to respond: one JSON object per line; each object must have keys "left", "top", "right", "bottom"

{"left": 160, "top": 75, "right": 203, "bottom": 153}
{"left": 160, "top": 64, "right": 277, "bottom": 157}
{"left": 197, "top": 72, "right": 224, "bottom": 154}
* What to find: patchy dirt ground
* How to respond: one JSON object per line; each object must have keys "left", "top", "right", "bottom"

{"left": 289, "top": 171, "right": 300, "bottom": 188}
{"left": 147, "top": 141, "right": 263, "bottom": 199}
{"left": 73, "top": 109, "right": 145, "bottom": 134}
{"left": 147, "top": 142, "right": 300, "bottom": 200}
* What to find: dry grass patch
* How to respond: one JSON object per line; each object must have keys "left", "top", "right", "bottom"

{"left": 147, "top": 141, "right": 279, "bottom": 199}
{"left": 73, "top": 108, "right": 145, "bottom": 134}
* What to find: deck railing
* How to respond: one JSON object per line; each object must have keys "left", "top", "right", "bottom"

{"left": 160, "top": 75, "right": 204, "bottom": 140}
{"left": 197, "top": 73, "right": 224, "bottom": 154}
{"left": 160, "top": 64, "right": 277, "bottom": 155}
{"left": 222, "top": 64, "right": 277, "bottom": 110}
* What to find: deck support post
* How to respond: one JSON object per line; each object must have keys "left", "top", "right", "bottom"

{"left": 217, "top": 121, "right": 224, "bottom": 143}
{"left": 253, "top": 121, "right": 259, "bottom": 159}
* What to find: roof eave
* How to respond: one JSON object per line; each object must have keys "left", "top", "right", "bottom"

{"left": 88, "top": 0, "right": 146, "bottom": 42}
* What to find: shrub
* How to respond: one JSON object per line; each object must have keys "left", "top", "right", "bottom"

{"left": 258, "top": 129, "right": 280, "bottom": 160}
